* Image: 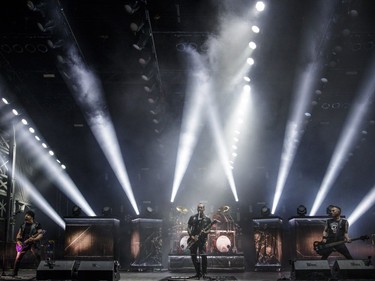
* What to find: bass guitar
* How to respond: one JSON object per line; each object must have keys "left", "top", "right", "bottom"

{"left": 187, "top": 219, "right": 218, "bottom": 249}
{"left": 313, "top": 235, "right": 369, "bottom": 255}
{"left": 16, "top": 230, "right": 46, "bottom": 253}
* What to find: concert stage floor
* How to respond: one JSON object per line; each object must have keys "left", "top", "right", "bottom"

{"left": 1, "top": 269, "right": 291, "bottom": 281}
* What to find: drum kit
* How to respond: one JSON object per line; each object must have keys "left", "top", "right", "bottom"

{"left": 170, "top": 205, "right": 241, "bottom": 255}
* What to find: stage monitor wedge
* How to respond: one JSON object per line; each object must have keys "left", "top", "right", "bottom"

{"left": 77, "top": 260, "right": 120, "bottom": 281}
{"left": 293, "top": 260, "right": 331, "bottom": 280}
{"left": 36, "top": 260, "right": 77, "bottom": 280}
{"left": 333, "top": 259, "right": 375, "bottom": 279}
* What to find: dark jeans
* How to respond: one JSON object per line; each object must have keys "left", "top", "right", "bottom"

{"left": 190, "top": 238, "right": 208, "bottom": 276}
{"left": 320, "top": 244, "right": 353, "bottom": 260}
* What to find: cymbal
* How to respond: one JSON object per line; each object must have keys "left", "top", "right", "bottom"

{"left": 218, "top": 205, "right": 230, "bottom": 213}
{"left": 176, "top": 206, "right": 188, "bottom": 214}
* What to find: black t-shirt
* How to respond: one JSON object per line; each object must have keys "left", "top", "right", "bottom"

{"left": 20, "top": 222, "right": 42, "bottom": 240}
{"left": 325, "top": 218, "right": 348, "bottom": 242}
{"left": 188, "top": 214, "right": 212, "bottom": 238}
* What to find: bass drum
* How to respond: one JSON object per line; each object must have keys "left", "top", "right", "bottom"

{"left": 179, "top": 235, "right": 190, "bottom": 252}
{"left": 215, "top": 235, "right": 231, "bottom": 253}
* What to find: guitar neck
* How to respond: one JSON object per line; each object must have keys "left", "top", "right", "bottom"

{"left": 327, "top": 237, "right": 362, "bottom": 247}
{"left": 204, "top": 221, "right": 215, "bottom": 232}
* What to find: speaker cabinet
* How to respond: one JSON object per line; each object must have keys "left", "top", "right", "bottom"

{"left": 77, "top": 260, "right": 120, "bottom": 281}
{"left": 130, "top": 218, "right": 163, "bottom": 267}
{"left": 293, "top": 260, "right": 331, "bottom": 280}
{"left": 64, "top": 217, "right": 120, "bottom": 260}
{"left": 333, "top": 259, "right": 375, "bottom": 279}
{"left": 36, "top": 260, "right": 77, "bottom": 280}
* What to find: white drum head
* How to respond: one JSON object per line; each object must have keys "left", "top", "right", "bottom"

{"left": 216, "top": 235, "right": 231, "bottom": 253}
{"left": 179, "top": 235, "right": 189, "bottom": 250}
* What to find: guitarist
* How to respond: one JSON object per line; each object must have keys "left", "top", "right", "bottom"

{"left": 12, "top": 210, "right": 44, "bottom": 277}
{"left": 187, "top": 203, "right": 212, "bottom": 280}
{"left": 320, "top": 205, "right": 353, "bottom": 260}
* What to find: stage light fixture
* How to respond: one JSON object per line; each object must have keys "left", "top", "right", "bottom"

{"left": 72, "top": 205, "right": 81, "bottom": 217}
{"left": 246, "top": 57, "right": 255, "bottom": 65}
{"left": 141, "top": 64, "right": 156, "bottom": 81}
{"left": 130, "top": 20, "right": 145, "bottom": 33}
{"left": 144, "top": 82, "right": 157, "bottom": 93}
{"left": 102, "top": 206, "right": 113, "bottom": 217}
{"left": 133, "top": 31, "right": 150, "bottom": 51}
{"left": 37, "top": 20, "right": 54, "bottom": 33}
{"left": 251, "top": 25, "right": 260, "bottom": 33}
{"left": 260, "top": 206, "right": 271, "bottom": 217}
{"left": 26, "top": 0, "right": 37, "bottom": 10}
{"left": 138, "top": 55, "right": 151, "bottom": 66}
{"left": 27, "top": 0, "right": 45, "bottom": 15}
{"left": 15, "top": 200, "right": 26, "bottom": 214}
{"left": 0, "top": 44, "right": 12, "bottom": 54}
{"left": 47, "top": 39, "right": 64, "bottom": 49}
{"left": 124, "top": 0, "right": 142, "bottom": 14}
{"left": 297, "top": 205, "right": 307, "bottom": 216}
{"left": 255, "top": 1, "right": 265, "bottom": 12}
{"left": 248, "top": 41, "right": 256, "bottom": 49}
{"left": 25, "top": 44, "right": 37, "bottom": 53}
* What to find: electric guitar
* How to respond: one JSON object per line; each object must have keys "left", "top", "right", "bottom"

{"left": 16, "top": 230, "right": 46, "bottom": 253}
{"left": 187, "top": 219, "right": 218, "bottom": 249}
{"left": 313, "top": 235, "right": 369, "bottom": 255}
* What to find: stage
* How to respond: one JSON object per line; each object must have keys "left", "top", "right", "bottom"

{"left": 0, "top": 268, "right": 290, "bottom": 281}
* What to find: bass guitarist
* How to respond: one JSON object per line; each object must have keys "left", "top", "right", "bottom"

{"left": 12, "top": 210, "right": 44, "bottom": 277}
{"left": 320, "top": 205, "right": 353, "bottom": 260}
{"left": 187, "top": 203, "right": 212, "bottom": 280}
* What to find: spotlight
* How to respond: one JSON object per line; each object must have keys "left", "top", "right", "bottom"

{"left": 27, "top": 0, "right": 37, "bottom": 11}
{"left": 144, "top": 82, "right": 157, "bottom": 93}
{"left": 36, "top": 20, "right": 54, "bottom": 33}
{"left": 130, "top": 20, "right": 145, "bottom": 33}
{"left": 72, "top": 205, "right": 81, "bottom": 217}
{"left": 27, "top": 0, "right": 45, "bottom": 15}
{"left": 138, "top": 55, "right": 152, "bottom": 66}
{"left": 15, "top": 200, "right": 26, "bottom": 214}
{"left": 255, "top": 1, "right": 265, "bottom": 12}
{"left": 141, "top": 64, "right": 156, "bottom": 81}
{"left": 124, "top": 0, "right": 142, "bottom": 14}
{"left": 102, "top": 206, "right": 113, "bottom": 217}
{"left": 47, "top": 39, "right": 64, "bottom": 49}
{"left": 149, "top": 103, "right": 163, "bottom": 115}
{"left": 251, "top": 25, "right": 260, "bottom": 33}
{"left": 246, "top": 57, "right": 255, "bottom": 65}
{"left": 146, "top": 206, "right": 153, "bottom": 213}
{"left": 296, "top": 205, "right": 307, "bottom": 216}
{"left": 147, "top": 94, "right": 159, "bottom": 104}
{"left": 260, "top": 206, "right": 270, "bottom": 217}
{"left": 248, "top": 41, "right": 256, "bottom": 49}
{"left": 152, "top": 116, "right": 162, "bottom": 124}
{"left": 133, "top": 31, "right": 150, "bottom": 51}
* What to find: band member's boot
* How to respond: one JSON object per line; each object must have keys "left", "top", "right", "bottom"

{"left": 190, "top": 255, "right": 201, "bottom": 279}
{"left": 12, "top": 261, "right": 20, "bottom": 277}
{"left": 201, "top": 255, "right": 208, "bottom": 279}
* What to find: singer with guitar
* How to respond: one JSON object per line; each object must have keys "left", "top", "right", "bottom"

{"left": 12, "top": 210, "right": 44, "bottom": 277}
{"left": 319, "top": 205, "right": 353, "bottom": 260}
{"left": 187, "top": 203, "right": 217, "bottom": 280}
